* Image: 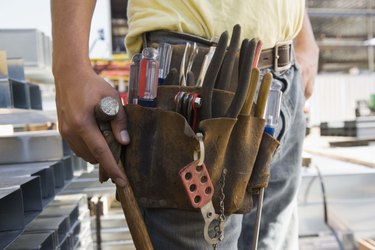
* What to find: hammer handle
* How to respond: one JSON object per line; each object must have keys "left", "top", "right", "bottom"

{"left": 95, "top": 97, "right": 153, "bottom": 250}
{"left": 116, "top": 163, "right": 153, "bottom": 250}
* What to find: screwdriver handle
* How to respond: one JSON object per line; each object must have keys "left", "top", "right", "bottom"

{"left": 95, "top": 96, "right": 154, "bottom": 250}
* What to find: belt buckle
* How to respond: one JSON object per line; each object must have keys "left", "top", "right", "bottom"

{"left": 274, "top": 40, "right": 292, "bottom": 72}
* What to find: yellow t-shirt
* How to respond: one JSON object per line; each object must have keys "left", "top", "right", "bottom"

{"left": 126, "top": 0, "right": 304, "bottom": 56}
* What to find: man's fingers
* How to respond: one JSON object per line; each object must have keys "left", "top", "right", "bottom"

{"left": 67, "top": 139, "right": 97, "bottom": 163}
{"left": 60, "top": 126, "right": 98, "bottom": 163}
{"left": 111, "top": 101, "right": 130, "bottom": 145}
{"left": 81, "top": 124, "right": 127, "bottom": 187}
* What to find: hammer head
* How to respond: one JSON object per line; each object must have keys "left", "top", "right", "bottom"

{"left": 95, "top": 96, "right": 120, "bottom": 121}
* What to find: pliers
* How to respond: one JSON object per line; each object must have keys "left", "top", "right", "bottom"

{"left": 225, "top": 38, "right": 256, "bottom": 118}
{"left": 200, "top": 25, "right": 257, "bottom": 120}
{"left": 200, "top": 31, "right": 229, "bottom": 120}
{"left": 216, "top": 24, "right": 241, "bottom": 90}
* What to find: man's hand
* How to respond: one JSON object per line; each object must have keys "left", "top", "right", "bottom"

{"left": 294, "top": 11, "right": 319, "bottom": 99}
{"left": 51, "top": 0, "right": 129, "bottom": 187}
{"left": 54, "top": 68, "right": 130, "bottom": 187}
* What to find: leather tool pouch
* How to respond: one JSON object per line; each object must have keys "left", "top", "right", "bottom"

{"left": 119, "top": 43, "right": 280, "bottom": 215}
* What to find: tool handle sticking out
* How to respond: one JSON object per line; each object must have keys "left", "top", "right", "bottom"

{"left": 241, "top": 68, "right": 260, "bottom": 115}
{"left": 255, "top": 73, "right": 272, "bottom": 119}
{"left": 95, "top": 96, "right": 154, "bottom": 250}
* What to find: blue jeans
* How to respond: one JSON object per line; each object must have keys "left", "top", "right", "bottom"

{"left": 141, "top": 208, "right": 243, "bottom": 249}
{"left": 141, "top": 64, "right": 305, "bottom": 250}
{"left": 238, "top": 64, "right": 306, "bottom": 250}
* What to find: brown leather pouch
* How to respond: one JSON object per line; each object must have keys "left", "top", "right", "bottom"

{"left": 238, "top": 133, "right": 280, "bottom": 214}
{"left": 120, "top": 84, "right": 279, "bottom": 214}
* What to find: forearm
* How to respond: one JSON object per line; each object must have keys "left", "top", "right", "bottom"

{"left": 51, "top": 0, "right": 96, "bottom": 77}
{"left": 294, "top": 11, "right": 319, "bottom": 56}
{"left": 49, "top": 0, "right": 137, "bottom": 190}
{"left": 294, "top": 10, "right": 319, "bottom": 99}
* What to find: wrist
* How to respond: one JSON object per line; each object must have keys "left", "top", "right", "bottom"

{"left": 52, "top": 56, "right": 93, "bottom": 81}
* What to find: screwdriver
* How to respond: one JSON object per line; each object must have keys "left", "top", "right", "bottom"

{"left": 264, "top": 80, "right": 283, "bottom": 136}
{"left": 138, "top": 47, "right": 159, "bottom": 107}
{"left": 158, "top": 43, "right": 172, "bottom": 85}
{"left": 128, "top": 53, "right": 142, "bottom": 104}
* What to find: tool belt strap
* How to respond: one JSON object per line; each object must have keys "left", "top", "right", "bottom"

{"left": 144, "top": 30, "right": 294, "bottom": 72}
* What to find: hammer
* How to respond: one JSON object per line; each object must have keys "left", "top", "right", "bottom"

{"left": 95, "top": 96, "right": 153, "bottom": 250}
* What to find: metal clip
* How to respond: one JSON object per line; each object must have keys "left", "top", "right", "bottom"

{"left": 201, "top": 201, "right": 223, "bottom": 245}
{"left": 194, "top": 132, "right": 205, "bottom": 166}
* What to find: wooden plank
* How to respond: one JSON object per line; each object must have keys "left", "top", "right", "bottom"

{"left": 304, "top": 146, "right": 375, "bottom": 169}
{"left": 329, "top": 138, "right": 375, "bottom": 147}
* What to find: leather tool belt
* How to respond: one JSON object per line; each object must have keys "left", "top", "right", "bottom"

{"left": 117, "top": 30, "right": 281, "bottom": 215}
{"left": 145, "top": 30, "right": 294, "bottom": 72}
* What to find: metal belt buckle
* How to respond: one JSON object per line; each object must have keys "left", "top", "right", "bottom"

{"left": 274, "top": 40, "right": 292, "bottom": 72}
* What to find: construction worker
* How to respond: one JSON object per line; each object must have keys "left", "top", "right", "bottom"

{"left": 51, "top": 0, "right": 318, "bottom": 249}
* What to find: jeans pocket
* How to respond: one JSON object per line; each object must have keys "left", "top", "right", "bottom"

{"left": 270, "top": 76, "right": 289, "bottom": 141}
{"left": 272, "top": 65, "right": 304, "bottom": 142}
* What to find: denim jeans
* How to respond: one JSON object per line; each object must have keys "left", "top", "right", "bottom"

{"left": 140, "top": 64, "right": 305, "bottom": 250}
{"left": 238, "top": 64, "right": 306, "bottom": 250}
{"left": 141, "top": 208, "right": 243, "bottom": 249}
